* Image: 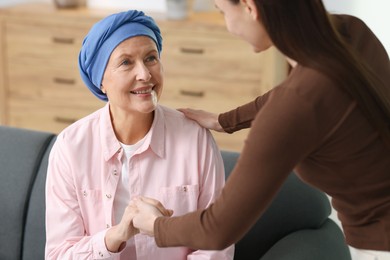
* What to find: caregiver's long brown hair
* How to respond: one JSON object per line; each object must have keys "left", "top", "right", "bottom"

{"left": 230, "top": 0, "right": 390, "bottom": 145}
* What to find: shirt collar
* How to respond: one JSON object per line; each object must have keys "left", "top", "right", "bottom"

{"left": 100, "top": 103, "right": 165, "bottom": 161}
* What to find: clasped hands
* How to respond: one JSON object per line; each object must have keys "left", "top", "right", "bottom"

{"left": 133, "top": 196, "right": 173, "bottom": 236}
{"left": 124, "top": 196, "right": 173, "bottom": 236}
{"left": 105, "top": 197, "right": 172, "bottom": 252}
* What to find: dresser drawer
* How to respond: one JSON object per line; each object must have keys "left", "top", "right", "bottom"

{"left": 5, "top": 22, "right": 87, "bottom": 69}
{"left": 8, "top": 99, "right": 104, "bottom": 133}
{"left": 159, "top": 27, "right": 279, "bottom": 114}
{"left": 7, "top": 62, "right": 91, "bottom": 100}
{"left": 160, "top": 77, "right": 260, "bottom": 113}
{"left": 161, "top": 28, "right": 265, "bottom": 82}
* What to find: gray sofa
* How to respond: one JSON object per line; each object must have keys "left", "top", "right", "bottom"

{"left": 0, "top": 125, "right": 351, "bottom": 259}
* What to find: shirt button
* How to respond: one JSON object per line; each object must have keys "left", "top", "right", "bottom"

{"left": 106, "top": 224, "right": 110, "bottom": 228}
{"left": 99, "top": 251, "right": 104, "bottom": 257}
{"left": 113, "top": 170, "right": 118, "bottom": 176}
{"left": 106, "top": 194, "right": 112, "bottom": 199}
{"left": 183, "top": 186, "right": 187, "bottom": 192}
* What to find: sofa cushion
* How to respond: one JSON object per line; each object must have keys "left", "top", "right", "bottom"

{"left": 0, "top": 126, "right": 55, "bottom": 260}
{"left": 261, "top": 219, "right": 351, "bottom": 260}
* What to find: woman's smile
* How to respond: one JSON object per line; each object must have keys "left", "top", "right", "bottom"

{"left": 130, "top": 86, "right": 155, "bottom": 95}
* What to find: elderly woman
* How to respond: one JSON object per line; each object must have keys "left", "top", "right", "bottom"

{"left": 44, "top": 10, "right": 234, "bottom": 260}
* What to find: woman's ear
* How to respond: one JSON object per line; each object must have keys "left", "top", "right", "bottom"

{"left": 241, "top": 0, "right": 259, "bottom": 20}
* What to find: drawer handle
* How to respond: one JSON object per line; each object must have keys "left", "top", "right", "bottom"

{"left": 54, "top": 78, "right": 76, "bottom": 85}
{"left": 180, "top": 90, "right": 204, "bottom": 97}
{"left": 54, "top": 116, "right": 76, "bottom": 124}
{"left": 180, "top": 47, "right": 204, "bottom": 55}
{"left": 52, "top": 37, "right": 75, "bottom": 44}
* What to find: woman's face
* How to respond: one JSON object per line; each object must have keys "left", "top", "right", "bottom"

{"left": 101, "top": 36, "right": 163, "bottom": 115}
{"left": 214, "top": 0, "right": 272, "bottom": 52}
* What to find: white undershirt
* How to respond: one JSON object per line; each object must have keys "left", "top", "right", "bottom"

{"left": 113, "top": 137, "right": 146, "bottom": 225}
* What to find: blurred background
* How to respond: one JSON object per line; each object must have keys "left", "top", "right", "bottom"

{"left": 1, "top": 0, "right": 388, "bottom": 52}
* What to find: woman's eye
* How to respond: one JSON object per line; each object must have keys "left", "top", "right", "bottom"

{"left": 146, "top": 55, "right": 158, "bottom": 63}
{"left": 120, "top": 59, "right": 131, "bottom": 66}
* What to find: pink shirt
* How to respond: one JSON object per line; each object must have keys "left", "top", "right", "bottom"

{"left": 45, "top": 104, "right": 234, "bottom": 260}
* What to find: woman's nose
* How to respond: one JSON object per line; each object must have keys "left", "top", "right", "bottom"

{"left": 135, "top": 62, "right": 152, "bottom": 81}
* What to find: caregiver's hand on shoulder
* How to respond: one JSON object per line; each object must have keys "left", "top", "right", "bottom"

{"left": 132, "top": 196, "right": 173, "bottom": 237}
{"left": 178, "top": 108, "right": 224, "bottom": 132}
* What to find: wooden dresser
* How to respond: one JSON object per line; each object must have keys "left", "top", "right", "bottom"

{"left": 0, "top": 3, "right": 288, "bottom": 151}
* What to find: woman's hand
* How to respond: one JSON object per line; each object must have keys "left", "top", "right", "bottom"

{"left": 178, "top": 108, "right": 225, "bottom": 132}
{"left": 105, "top": 204, "right": 140, "bottom": 252}
{"left": 132, "top": 196, "right": 173, "bottom": 237}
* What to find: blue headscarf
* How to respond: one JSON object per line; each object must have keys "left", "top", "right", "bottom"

{"left": 78, "top": 10, "right": 162, "bottom": 101}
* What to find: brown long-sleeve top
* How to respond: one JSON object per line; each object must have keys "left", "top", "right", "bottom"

{"left": 155, "top": 15, "right": 390, "bottom": 251}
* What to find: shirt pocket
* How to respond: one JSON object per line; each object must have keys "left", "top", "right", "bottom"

{"left": 159, "top": 185, "right": 199, "bottom": 216}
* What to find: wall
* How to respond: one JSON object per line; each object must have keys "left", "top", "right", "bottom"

{"left": 86, "top": 0, "right": 165, "bottom": 12}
